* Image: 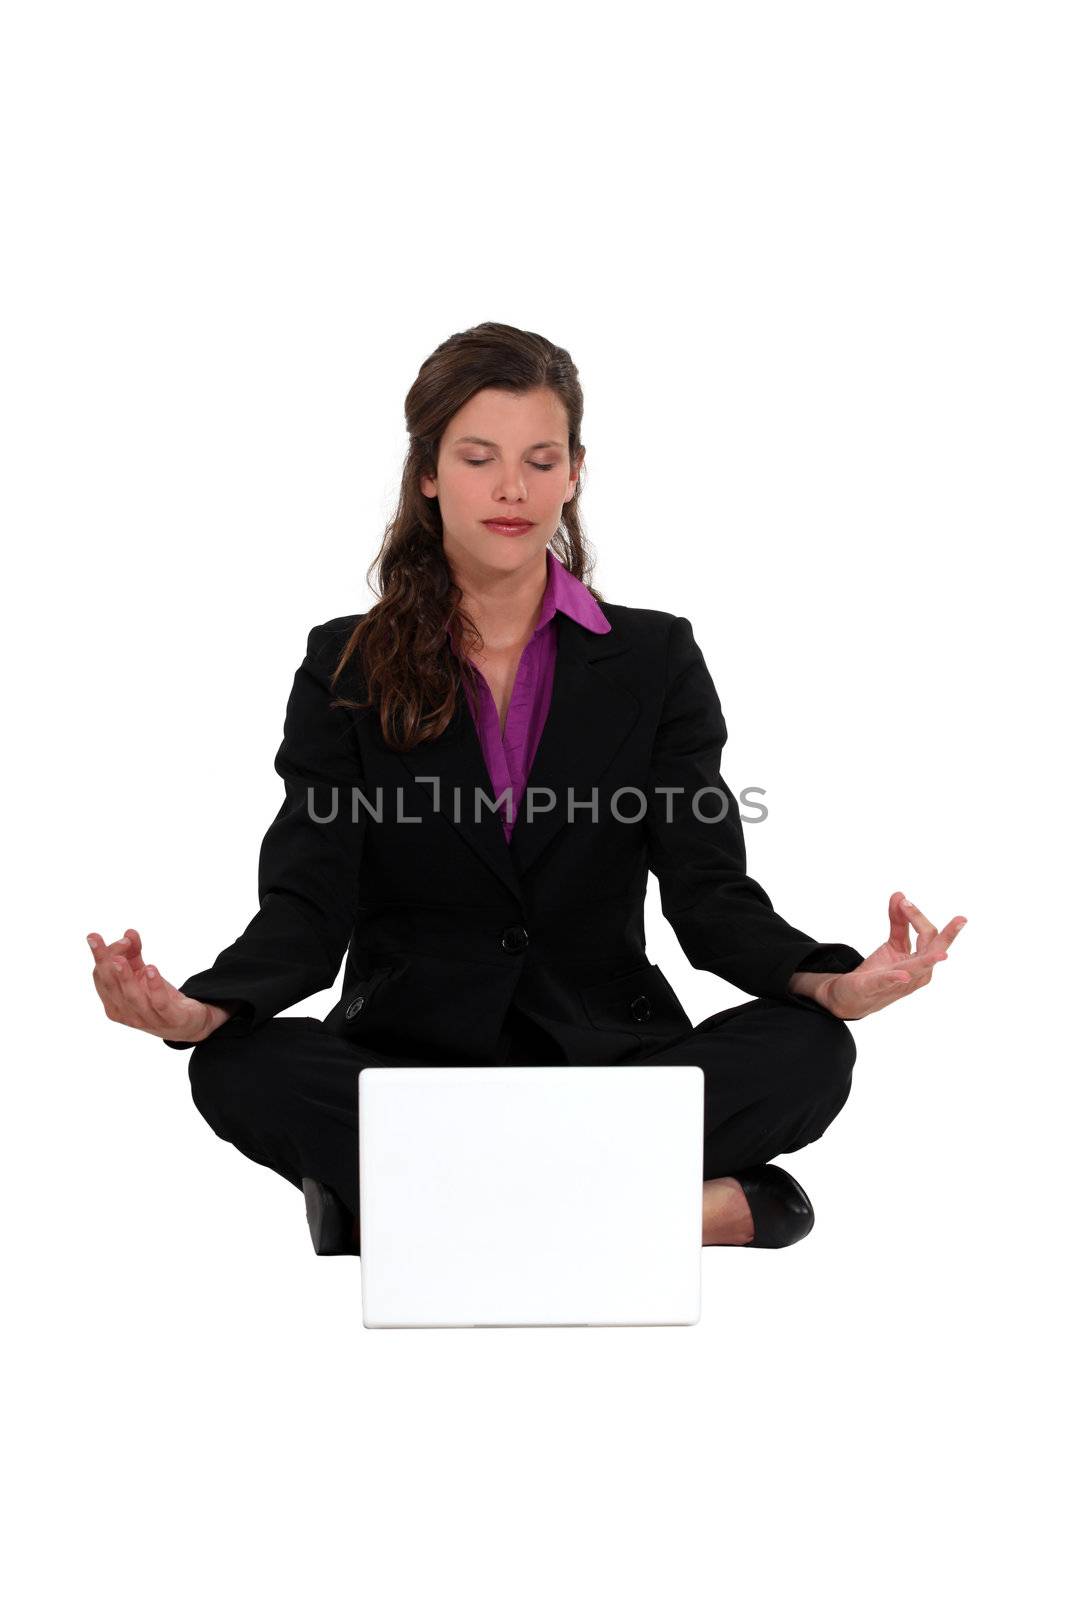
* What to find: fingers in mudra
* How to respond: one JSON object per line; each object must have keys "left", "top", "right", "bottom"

{"left": 827, "top": 895, "right": 968, "bottom": 1019}
{"left": 87, "top": 928, "right": 199, "bottom": 1038}
{"left": 894, "top": 893, "right": 967, "bottom": 969}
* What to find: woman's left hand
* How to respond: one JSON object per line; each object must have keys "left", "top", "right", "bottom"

{"left": 817, "top": 891, "right": 967, "bottom": 1020}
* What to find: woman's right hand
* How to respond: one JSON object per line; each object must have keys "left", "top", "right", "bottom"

{"left": 86, "top": 927, "right": 233, "bottom": 1042}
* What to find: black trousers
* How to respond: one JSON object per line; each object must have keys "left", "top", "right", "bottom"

{"left": 187, "top": 998, "right": 857, "bottom": 1252}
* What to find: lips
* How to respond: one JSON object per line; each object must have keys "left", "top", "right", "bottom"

{"left": 483, "top": 518, "right": 533, "bottom": 531}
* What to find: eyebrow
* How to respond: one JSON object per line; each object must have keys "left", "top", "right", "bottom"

{"left": 453, "top": 435, "right": 564, "bottom": 450}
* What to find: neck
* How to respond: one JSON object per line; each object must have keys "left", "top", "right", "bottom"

{"left": 450, "top": 545, "right": 550, "bottom": 654}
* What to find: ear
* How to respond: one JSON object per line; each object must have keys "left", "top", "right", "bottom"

{"left": 420, "top": 474, "right": 438, "bottom": 498}
{"left": 565, "top": 448, "right": 584, "bottom": 501}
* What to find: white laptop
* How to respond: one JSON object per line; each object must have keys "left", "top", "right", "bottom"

{"left": 357, "top": 1064, "right": 705, "bottom": 1329}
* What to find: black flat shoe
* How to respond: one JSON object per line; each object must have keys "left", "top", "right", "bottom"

{"left": 731, "top": 1163, "right": 815, "bottom": 1248}
{"left": 302, "top": 1177, "right": 359, "bottom": 1256}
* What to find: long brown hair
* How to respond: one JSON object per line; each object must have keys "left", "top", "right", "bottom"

{"left": 329, "top": 321, "right": 605, "bottom": 751}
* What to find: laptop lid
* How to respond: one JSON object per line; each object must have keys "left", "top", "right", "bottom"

{"left": 358, "top": 1064, "right": 704, "bottom": 1328}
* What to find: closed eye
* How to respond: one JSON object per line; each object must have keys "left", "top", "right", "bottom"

{"left": 465, "top": 459, "right": 554, "bottom": 472}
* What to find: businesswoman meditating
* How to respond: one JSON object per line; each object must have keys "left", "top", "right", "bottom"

{"left": 87, "top": 321, "right": 966, "bottom": 1255}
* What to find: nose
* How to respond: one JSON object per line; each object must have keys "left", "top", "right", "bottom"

{"left": 491, "top": 467, "right": 530, "bottom": 503}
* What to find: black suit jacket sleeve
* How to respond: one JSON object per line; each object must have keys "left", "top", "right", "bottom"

{"left": 163, "top": 624, "right": 367, "bottom": 1050}
{"left": 644, "top": 616, "right": 865, "bottom": 1013}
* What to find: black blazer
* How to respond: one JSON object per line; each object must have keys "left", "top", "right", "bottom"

{"left": 165, "top": 602, "right": 863, "bottom": 1060}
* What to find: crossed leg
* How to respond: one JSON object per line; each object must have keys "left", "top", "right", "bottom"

{"left": 629, "top": 996, "right": 858, "bottom": 1245}
{"left": 186, "top": 997, "right": 856, "bottom": 1250}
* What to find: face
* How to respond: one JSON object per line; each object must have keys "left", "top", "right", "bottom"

{"left": 420, "top": 386, "right": 583, "bottom": 579}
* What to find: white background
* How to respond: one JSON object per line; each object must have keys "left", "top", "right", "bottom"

{"left": 4, "top": 2, "right": 1063, "bottom": 1595}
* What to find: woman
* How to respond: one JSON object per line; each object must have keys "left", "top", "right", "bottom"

{"left": 87, "top": 321, "right": 966, "bottom": 1255}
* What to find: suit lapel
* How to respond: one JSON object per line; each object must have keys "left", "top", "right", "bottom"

{"left": 396, "top": 611, "right": 638, "bottom": 901}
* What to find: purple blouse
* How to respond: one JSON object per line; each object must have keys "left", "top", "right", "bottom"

{"left": 448, "top": 548, "right": 612, "bottom": 843}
